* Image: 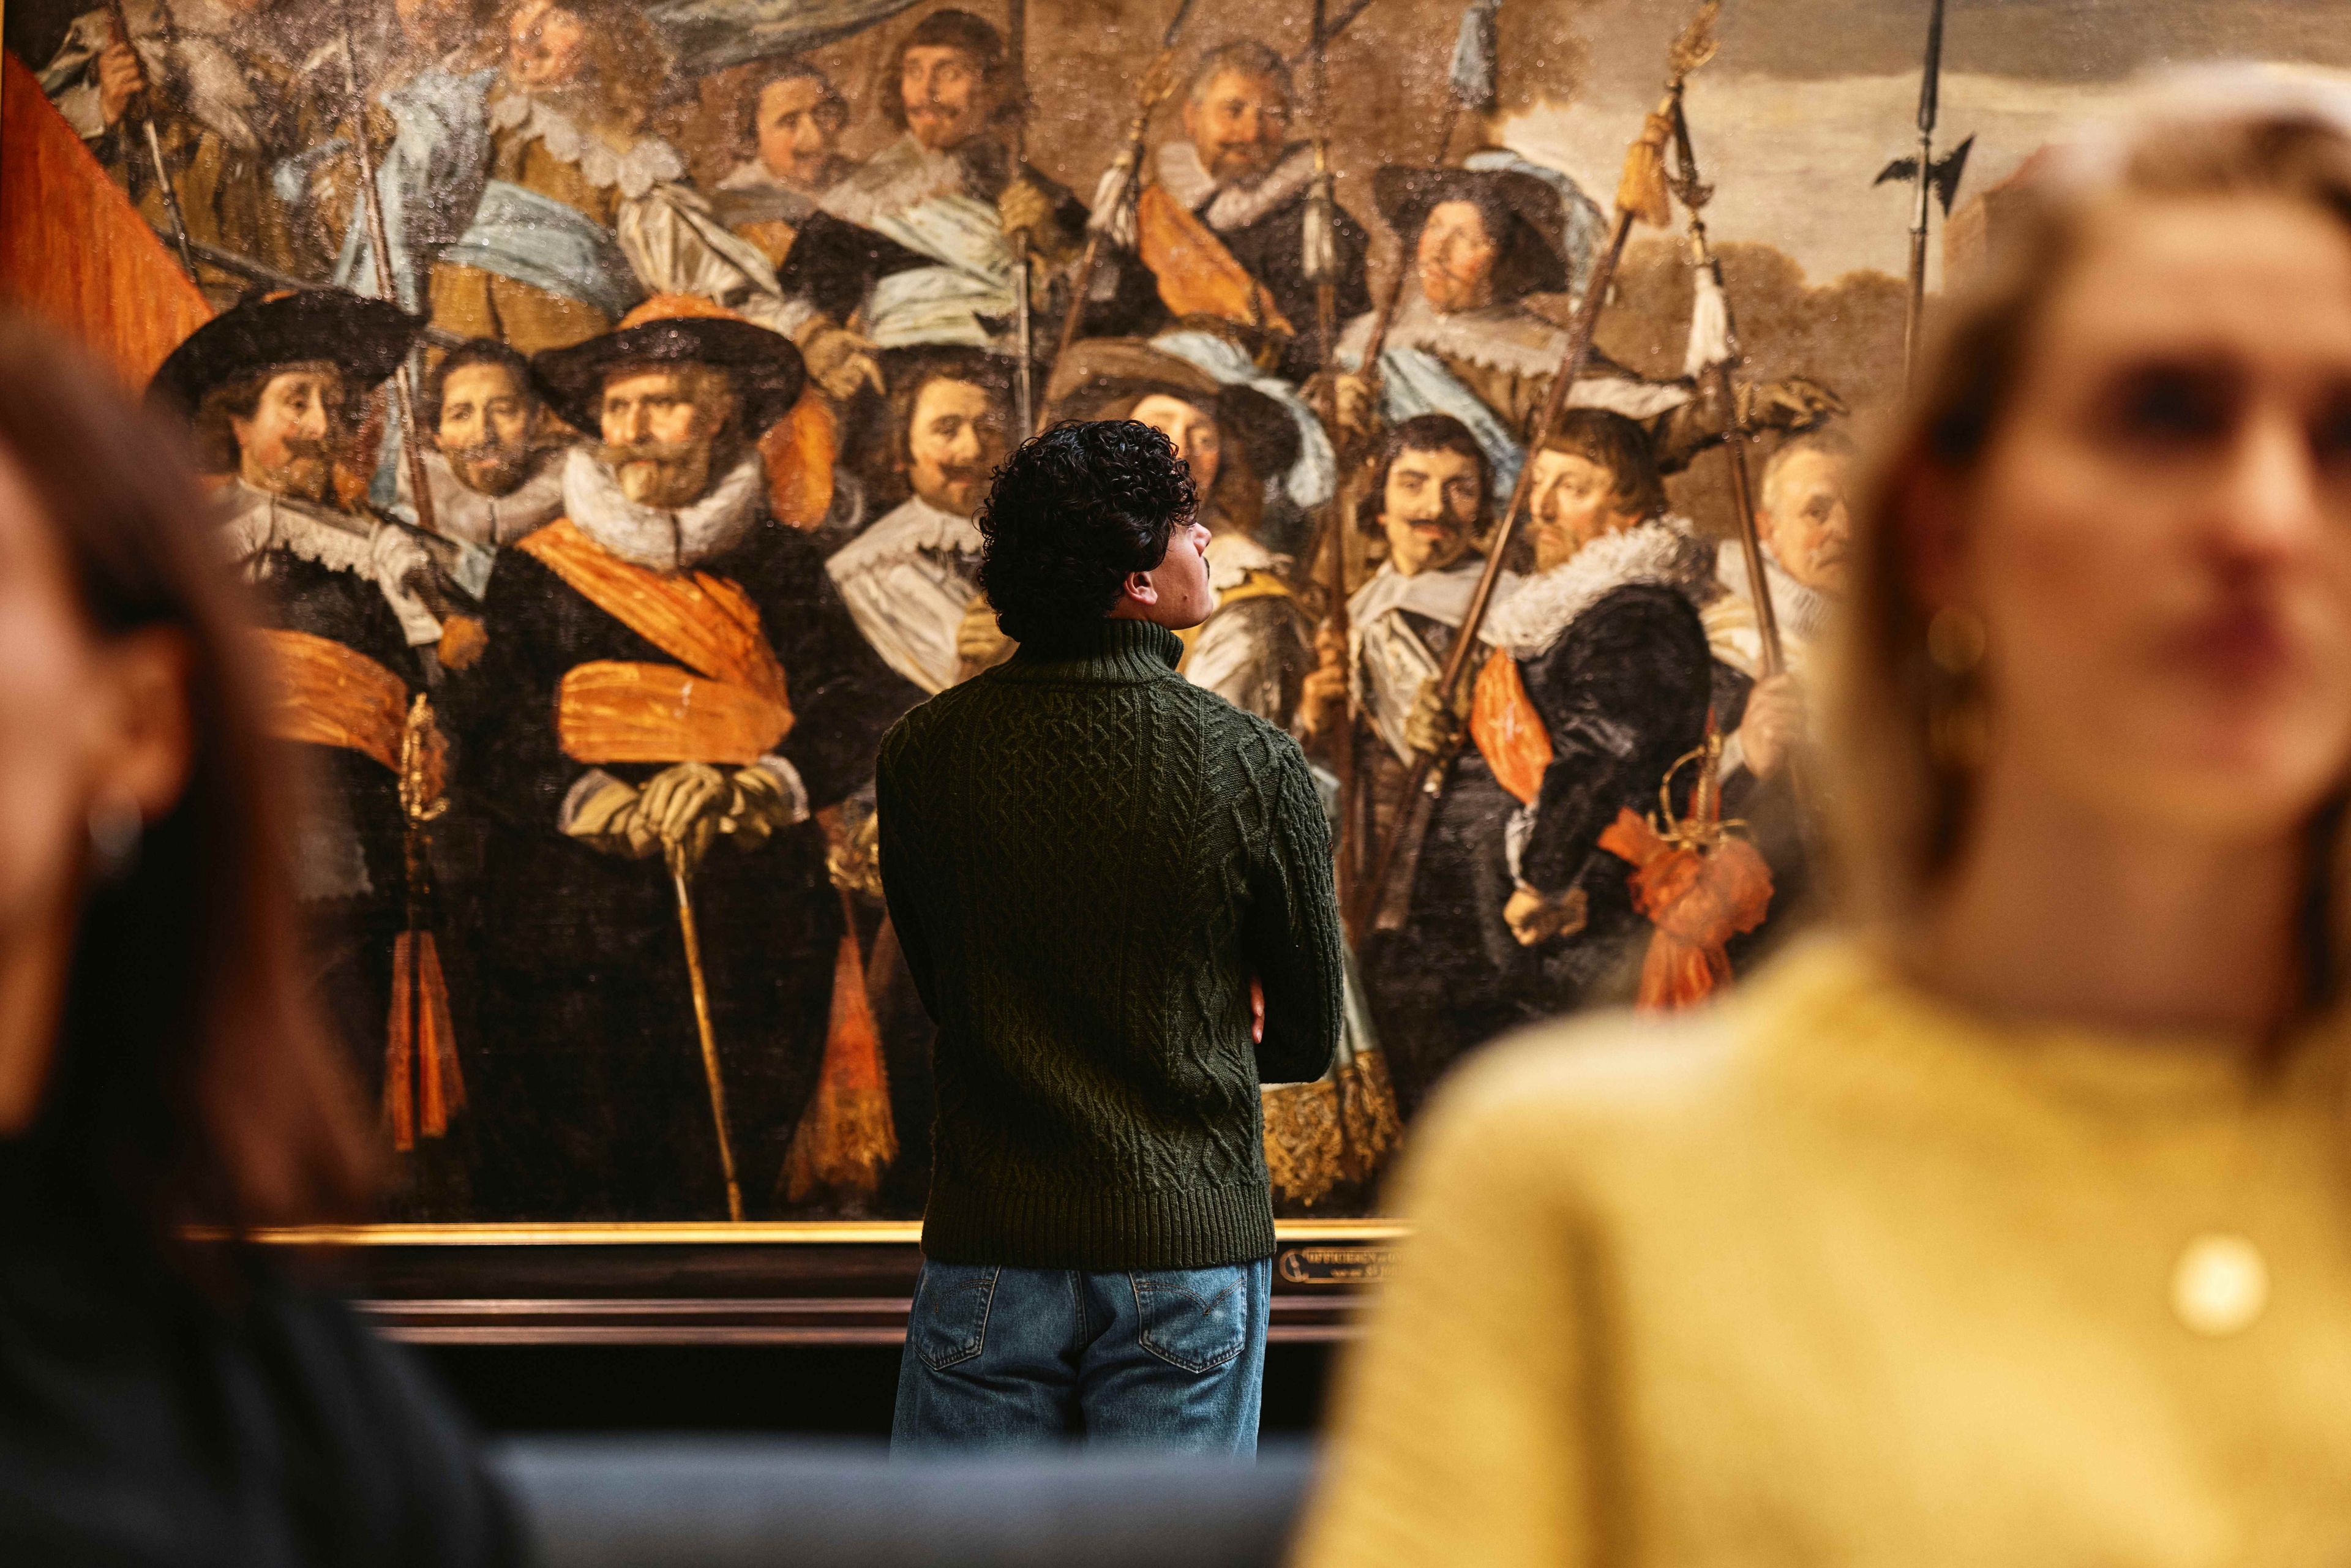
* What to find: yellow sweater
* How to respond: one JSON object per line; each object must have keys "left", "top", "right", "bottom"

{"left": 1293, "top": 936, "right": 2351, "bottom": 1566}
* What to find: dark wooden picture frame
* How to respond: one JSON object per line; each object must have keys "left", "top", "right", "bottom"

{"left": 262, "top": 1221, "right": 1402, "bottom": 1346}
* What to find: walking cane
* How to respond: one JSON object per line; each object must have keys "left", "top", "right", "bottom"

{"left": 668, "top": 841, "right": 745, "bottom": 1222}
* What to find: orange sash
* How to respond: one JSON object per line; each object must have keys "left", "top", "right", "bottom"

{"left": 254, "top": 629, "right": 463, "bottom": 1148}
{"left": 516, "top": 519, "right": 795, "bottom": 767}
{"left": 1470, "top": 646, "right": 1553, "bottom": 806}
{"left": 1138, "top": 183, "right": 1294, "bottom": 335}
{"left": 258, "top": 629, "right": 410, "bottom": 773}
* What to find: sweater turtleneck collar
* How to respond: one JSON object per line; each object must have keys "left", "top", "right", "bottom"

{"left": 999, "top": 617, "right": 1183, "bottom": 683}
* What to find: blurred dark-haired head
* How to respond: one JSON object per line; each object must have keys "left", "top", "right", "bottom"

{"left": 0, "top": 316, "right": 372, "bottom": 1249}
{"left": 977, "top": 420, "right": 1202, "bottom": 645}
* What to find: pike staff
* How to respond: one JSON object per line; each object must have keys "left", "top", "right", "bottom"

{"left": 1301, "top": 0, "right": 1363, "bottom": 912}
{"left": 1349, "top": 3, "right": 1706, "bottom": 936}
{"left": 1873, "top": 0, "right": 1973, "bottom": 386}
{"left": 1006, "top": 0, "right": 1035, "bottom": 435}
{"left": 1344, "top": 0, "right": 1496, "bottom": 424}
{"left": 1659, "top": 10, "right": 1781, "bottom": 677}
{"left": 668, "top": 842, "right": 746, "bottom": 1222}
{"left": 337, "top": 0, "right": 443, "bottom": 546}
{"left": 102, "top": 0, "right": 200, "bottom": 280}
{"left": 1039, "top": 0, "right": 1198, "bottom": 429}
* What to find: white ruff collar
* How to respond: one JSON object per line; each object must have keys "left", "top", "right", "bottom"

{"left": 488, "top": 89, "right": 682, "bottom": 198}
{"left": 1366, "top": 287, "right": 1568, "bottom": 380}
{"left": 1153, "top": 140, "right": 1319, "bottom": 232}
{"left": 822, "top": 134, "right": 977, "bottom": 228}
{"left": 1483, "top": 518, "right": 1715, "bottom": 660}
{"left": 219, "top": 479, "right": 440, "bottom": 643}
{"left": 220, "top": 479, "right": 378, "bottom": 576}
{"left": 561, "top": 448, "right": 766, "bottom": 570}
{"left": 1717, "top": 541, "right": 1837, "bottom": 647}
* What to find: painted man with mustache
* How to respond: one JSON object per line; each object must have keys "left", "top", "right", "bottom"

{"left": 826, "top": 348, "right": 1014, "bottom": 695}
{"left": 710, "top": 60, "right": 858, "bottom": 268}
{"left": 457, "top": 296, "right": 919, "bottom": 1218}
{"left": 1472, "top": 409, "right": 1741, "bottom": 1015}
{"left": 399, "top": 337, "right": 568, "bottom": 550}
{"left": 152, "top": 292, "right": 466, "bottom": 1183}
{"left": 1330, "top": 154, "right": 1840, "bottom": 494}
{"left": 1292, "top": 413, "right": 1524, "bottom": 1116}
{"left": 781, "top": 9, "right": 1157, "bottom": 364}
{"left": 1131, "top": 41, "right": 1370, "bottom": 383}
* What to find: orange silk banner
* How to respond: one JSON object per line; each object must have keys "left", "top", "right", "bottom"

{"left": 0, "top": 51, "right": 212, "bottom": 387}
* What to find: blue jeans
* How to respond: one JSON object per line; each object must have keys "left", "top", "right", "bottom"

{"left": 891, "top": 1258, "right": 1272, "bottom": 1453}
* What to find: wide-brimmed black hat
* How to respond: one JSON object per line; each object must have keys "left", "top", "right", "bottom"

{"left": 148, "top": 289, "right": 424, "bottom": 418}
{"left": 530, "top": 301, "right": 808, "bottom": 437}
{"left": 1373, "top": 162, "right": 1575, "bottom": 302}
{"left": 1044, "top": 337, "right": 1299, "bottom": 490}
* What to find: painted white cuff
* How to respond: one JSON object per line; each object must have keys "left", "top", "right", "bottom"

{"left": 749, "top": 755, "right": 811, "bottom": 826}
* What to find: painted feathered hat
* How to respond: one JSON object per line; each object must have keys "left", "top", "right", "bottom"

{"left": 1373, "top": 149, "right": 1607, "bottom": 303}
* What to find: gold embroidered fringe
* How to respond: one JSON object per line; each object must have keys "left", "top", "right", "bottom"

{"left": 1262, "top": 1047, "right": 1404, "bottom": 1208}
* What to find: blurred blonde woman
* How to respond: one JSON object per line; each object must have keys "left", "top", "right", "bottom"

{"left": 1294, "top": 78, "right": 2351, "bottom": 1565}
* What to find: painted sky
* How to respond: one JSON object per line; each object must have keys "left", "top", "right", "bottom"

{"left": 1504, "top": 1, "right": 2351, "bottom": 289}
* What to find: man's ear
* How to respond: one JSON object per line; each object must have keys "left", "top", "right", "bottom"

{"left": 1122, "top": 571, "right": 1160, "bottom": 607}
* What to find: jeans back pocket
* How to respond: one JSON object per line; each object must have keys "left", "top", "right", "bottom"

{"left": 911, "top": 1261, "right": 1000, "bottom": 1371}
{"left": 1131, "top": 1265, "right": 1252, "bottom": 1374}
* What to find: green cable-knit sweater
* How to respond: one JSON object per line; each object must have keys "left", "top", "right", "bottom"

{"left": 875, "top": 617, "right": 1344, "bottom": 1270}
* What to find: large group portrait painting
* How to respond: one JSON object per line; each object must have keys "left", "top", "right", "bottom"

{"left": 1, "top": 0, "right": 2337, "bottom": 1229}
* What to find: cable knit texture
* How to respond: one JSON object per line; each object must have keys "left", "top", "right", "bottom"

{"left": 877, "top": 617, "right": 1343, "bottom": 1269}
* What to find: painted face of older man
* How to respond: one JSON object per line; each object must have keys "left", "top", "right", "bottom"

{"left": 598, "top": 364, "right": 737, "bottom": 509}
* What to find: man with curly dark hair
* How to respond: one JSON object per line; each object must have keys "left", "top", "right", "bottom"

{"left": 876, "top": 419, "right": 1343, "bottom": 1452}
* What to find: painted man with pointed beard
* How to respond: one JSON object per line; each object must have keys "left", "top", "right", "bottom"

{"left": 457, "top": 298, "right": 918, "bottom": 1218}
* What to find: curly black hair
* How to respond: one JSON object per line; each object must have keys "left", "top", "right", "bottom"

{"left": 976, "top": 419, "right": 1198, "bottom": 645}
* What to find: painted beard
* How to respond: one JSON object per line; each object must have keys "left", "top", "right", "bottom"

{"left": 253, "top": 438, "right": 336, "bottom": 503}
{"left": 599, "top": 437, "right": 714, "bottom": 509}
{"left": 906, "top": 102, "right": 975, "bottom": 151}
{"left": 446, "top": 438, "right": 534, "bottom": 497}
{"left": 1204, "top": 138, "right": 1280, "bottom": 184}
{"left": 916, "top": 463, "right": 988, "bottom": 517}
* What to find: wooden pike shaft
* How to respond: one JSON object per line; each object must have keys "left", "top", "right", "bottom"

{"left": 102, "top": 0, "right": 200, "bottom": 279}
{"left": 669, "top": 847, "right": 745, "bottom": 1223}
{"left": 1007, "top": 0, "right": 1034, "bottom": 435}
{"left": 338, "top": 0, "right": 441, "bottom": 542}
